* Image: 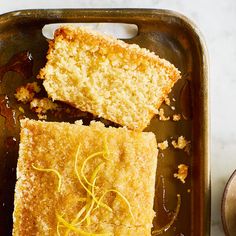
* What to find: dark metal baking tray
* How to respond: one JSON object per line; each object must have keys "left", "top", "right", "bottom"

{"left": 0, "top": 9, "right": 210, "bottom": 236}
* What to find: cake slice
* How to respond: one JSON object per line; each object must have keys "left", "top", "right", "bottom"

{"left": 38, "top": 26, "right": 181, "bottom": 131}
{"left": 13, "top": 119, "right": 158, "bottom": 235}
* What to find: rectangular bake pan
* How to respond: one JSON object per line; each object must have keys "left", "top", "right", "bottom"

{"left": 0, "top": 9, "right": 209, "bottom": 236}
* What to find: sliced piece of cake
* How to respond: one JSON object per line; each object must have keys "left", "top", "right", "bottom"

{"left": 38, "top": 26, "right": 181, "bottom": 131}
{"left": 13, "top": 119, "right": 158, "bottom": 235}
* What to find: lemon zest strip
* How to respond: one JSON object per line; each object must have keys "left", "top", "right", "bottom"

{"left": 56, "top": 221, "right": 61, "bottom": 236}
{"left": 77, "top": 198, "right": 87, "bottom": 202}
{"left": 32, "top": 164, "right": 62, "bottom": 192}
{"left": 74, "top": 145, "right": 112, "bottom": 212}
{"left": 66, "top": 164, "right": 103, "bottom": 235}
{"left": 85, "top": 201, "right": 91, "bottom": 226}
{"left": 95, "top": 189, "right": 134, "bottom": 220}
{"left": 78, "top": 163, "right": 103, "bottom": 226}
{"left": 73, "top": 205, "right": 87, "bottom": 223}
{"left": 75, "top": 177, "right": 97, "bottom": 226}
{"left": 65, "top": 206, "right": 87, "bottom": 236}
{"left": 76, "top": 163, "right": 103, "bottom": 225}
{"left": 85, "top": 163, "right": 104, "bottom": 226}
{"left": 81, "top": 136, "right": 111, "bottom": 188}
{"left": 57, "top": 214, "right": 112, "bottom": 236}
{"left": 81, "top": 151, "right": 103, "bottom": 187}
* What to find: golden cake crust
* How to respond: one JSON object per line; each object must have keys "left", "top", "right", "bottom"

{"left": 13, "top": 119, "right": 158, "bottom": 235}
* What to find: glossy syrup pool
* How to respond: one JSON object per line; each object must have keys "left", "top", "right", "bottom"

{"left": 0, "top": 22, "right": 193, "bottom": 236}
{"left": 0, "top": 51, "right": 33, "bottom": 235}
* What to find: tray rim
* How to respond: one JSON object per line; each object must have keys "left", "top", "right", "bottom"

{"left": 0, "top": 8, "right": 210, "bottom": 236}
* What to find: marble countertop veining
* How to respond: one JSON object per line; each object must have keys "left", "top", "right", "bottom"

{"left": 1, "top": 0, "right": 236, "bottom": 235}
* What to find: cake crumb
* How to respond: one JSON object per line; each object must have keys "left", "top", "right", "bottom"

{"left": 157, "top": 140, "right": 168, "bottom": 150}
{"left": 30, "top": 98, "right": 58, "bottom": 115}
{"left": 174, "top": 164, "right": 188, "bottom": 183}
{"left": 171, "top": 106, "right": 175, "bottom": 110}
{"left": 187, "top": 189, "right": 191, "bottom": 193}
{"left": 164, "top": 97, "right": 171, "bottom": 106}
{"left": 37, "top": 114, "right": 47, "bottom": 120}
{"left": 173, "top": 114, "right": 181, "bottom": 121}
{"left": 15, "top": 82, "right": 41, "bottom": 103}
{"left": 172, "top": 98, "right": 176, "bottom": 102}
{"left": 172, "top": 136, "right": 190, "bottom": 149}
{"left": 158, "top": 108, "right": 170, "bottom": 121}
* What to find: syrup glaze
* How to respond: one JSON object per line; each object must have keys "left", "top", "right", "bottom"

{"left": 0, "top": 51, "right": 33, "bottom": 236}
{"left": 0, "top": 51, "right": 33, "bottom": 83}
{"left": 0, "top": 95, "right": 17, "bottom": 132}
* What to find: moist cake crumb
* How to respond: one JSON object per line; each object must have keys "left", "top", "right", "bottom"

{"left": 173, "top": 114, "right": 181, "bottom": 121}
{"left": 164, "top": 97, "right": 170, "bottom": 106}
{"left": 171, "top": 136, "right": 190, "bottom": 149}
{"left": 174, "top": 164, "right": 188, "bottom": 183}
{"left": 15, "top": 82, "right": 41, "bottom": 103}
{"left": 157, "top": 140, "right": 169, "bottom": 150}
{"left": 30, "top": 98, "right": 58, "bottom": 115}
{"left": 158, "top": 108, "right": 170, "bottom": 121}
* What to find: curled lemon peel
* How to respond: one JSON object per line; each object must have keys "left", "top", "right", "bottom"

{"left": 81, "top": 135, "right": 111, "bottom": 188}
{"left": 74, "top": 145, "right": 112, "bottom": 212}
{"left": 91, "top": 163, "right": 103, "bottom": 182}
{"left": 152, "top": 194, "right": 181, "bottom": 235}
{"left": 64, "top": 169, "right": 100, "bottom": 234}
{"left": 56, "top": 221, "right": 61, "bottom": 236}
{"left": 57, "top": 140, "right": 135, "bottom": 235}
{"left": 75, "top": 177, "right": 97, "bottom": 226}
{"left": 81, "top": 151, "right": 103, "bottom": 188}
{"left": 65, "top": 206, "right": 87, "bottom": 236}
{"left": 84, "top": 163, "right": 104, "bottom": 226}
{"left": 77, "top": 197, "right": 87, "bottom": 202}
{"left": 95, "top": 189, "right": 134, "bottom": 221}
{"left": 85, "top": 163, "right": 104, "bottom": 226}
{"left": 32, "top": 164, "right": 62, "bottom": 192}
{"left": 73, "top": 205, "right": 87, "bottom": 223}
{"left": 85, "top": 202, "right": 91, "bottom": 226}
{"left": 57, "top": 214, "right": 111, "bottom": 236}
{"left": 86, "top": 204, "right": 91, "bottom": 225}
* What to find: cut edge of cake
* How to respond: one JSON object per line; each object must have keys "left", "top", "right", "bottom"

{"left": 38, "top": 26, "right": 181, "bottom": 131}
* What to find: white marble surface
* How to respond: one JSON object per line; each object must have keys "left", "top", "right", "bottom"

{"left": 1, "top": 0, "right": 236, "bottom": 235}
